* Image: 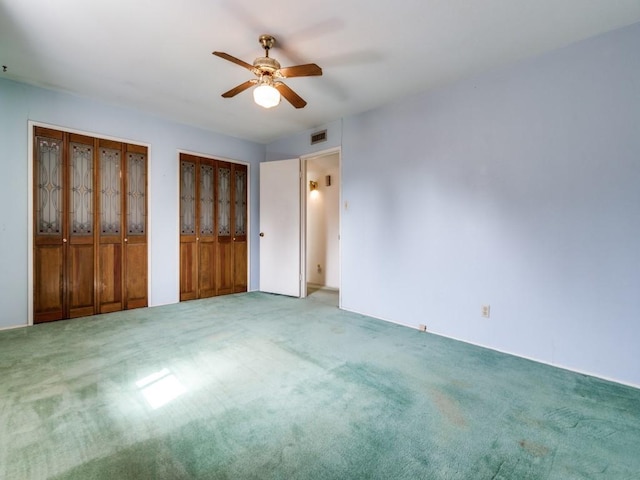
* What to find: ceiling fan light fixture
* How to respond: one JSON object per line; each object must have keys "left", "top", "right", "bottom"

{"left": 253, "top": 83, "right": 280, "bottom": 108}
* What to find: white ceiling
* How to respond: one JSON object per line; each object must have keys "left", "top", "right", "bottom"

{"left": 2, "top": 0, "right": 640, "bottom": 144}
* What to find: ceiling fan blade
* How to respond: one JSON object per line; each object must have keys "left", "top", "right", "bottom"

{"left": 274, "top": 82, "right": 307, "bottom": 109}
{"left": 213, "top": 51, "right": 255, "bottom": 72}
{"left": 221, "top": 80, "right": 256, "bottom": 98}
{"left": 278, "top": 63, "right": 323, "bottom": 78}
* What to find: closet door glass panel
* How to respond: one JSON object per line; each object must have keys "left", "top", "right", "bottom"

{"left": 100, "top": 148, "right": 121, "bottom": 235}
{"left": 234, "top": 168, "right": 247, "bottom": 236}
{"left": 217, "top": 166, "right": 231, "bottom": 236}
{"left": 180, "top": 161, "right": 196, "bottom": 235}
{"left": 200, "top": 164, "right": 214, "bottom": 235}
{"left": 36, "top": 137, "right": 63, "bottom": 235}
{"left": 70, "top": 143, "right": 93, "bottom": 235}
{"left": 127, "top": 152, "right": 146, "bottom": 235}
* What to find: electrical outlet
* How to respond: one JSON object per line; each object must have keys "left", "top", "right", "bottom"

{"left": 418, "top": 324, "right": 427, "bottom": 332}
{"left": 481, "top": 305, "right": 491, "bottom": 318}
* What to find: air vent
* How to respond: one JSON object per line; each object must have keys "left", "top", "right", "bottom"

{"left": 310, "top": 130, "right": 327, "bottom": 145}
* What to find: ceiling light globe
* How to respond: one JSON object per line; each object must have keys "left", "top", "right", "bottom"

{"left": 253, "top": 84, "right": 281, "bottom": 108}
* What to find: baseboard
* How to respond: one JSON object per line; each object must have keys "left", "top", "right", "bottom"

{"left": 429, "top": 330, "right": 640, "bottom": 390}
{"left": 0, "top": 323, "right": 28, "bottom": 332}
{"left": 340, "top": 305, "right": 416, "bottom": 330}
{"left": 339, "top": 305, "right": 640, "bottom": 390}
{"left": 307, "top": 283, "right": 339, "bottom": 292}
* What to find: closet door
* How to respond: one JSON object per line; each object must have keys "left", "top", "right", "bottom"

{"left": 97, "top": 140, "right": 124, "bottom": 313}
{"left": 179, "top": 154, "right": 218, "bottom": 300}
{"left": 67, "top": 134, "right": 96, "bottom": 318}
{"left": 215, "top": 161, "right": 234, "bottom": 295}
{"left": 179, "top": 156, "right": 198, "bottom": 300}
{"left": 215, "top": 161, "right": 248, "bottom": 295}
{"left": 124, "top": 145, "right": 148, "bottom": 309}
{"left": 198, "top": 158, "right": 217, "bottom": 298}
{"left": 34, "top": 129, "right": 97, "bottom": 322}
{"left": 34, "top": 127, "right": 147, "bottom": 322}
{"left": 179, "top": 154, "right": 248, "bottom": 300}
{"left": 232, "top": 163, "right": 248, "bottom": 293}
{"left": 34, "top": 128, "right": 66, "bottom": 322}
{"left": 96, "top": 140, "right": 149, "bottom": 312}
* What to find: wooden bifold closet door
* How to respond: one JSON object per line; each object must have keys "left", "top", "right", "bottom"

{"left": 179, "top": 153, "right": 247, "bottom": 301}
{"left": 33, "top": 126, "right": 147, "bottom": 323}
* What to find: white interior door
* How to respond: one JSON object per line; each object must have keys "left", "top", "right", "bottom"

{"left": 259, "top": 159, "right": 301, "bottom": 297}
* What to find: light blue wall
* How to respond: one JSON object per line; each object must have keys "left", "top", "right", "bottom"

{"left": 267, "top": 23, "right": 640, "bottom": 386}
{"left": 0, "top": 78, "right": 263, "bottom": 328}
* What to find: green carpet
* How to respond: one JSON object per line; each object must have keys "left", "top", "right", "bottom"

{"left": 1, "top": 292, "right": 639, "bottom": 479}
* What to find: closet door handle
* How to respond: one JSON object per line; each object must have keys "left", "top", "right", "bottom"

{"left": 259, "top": 232, "right": 264, "bottom": 237}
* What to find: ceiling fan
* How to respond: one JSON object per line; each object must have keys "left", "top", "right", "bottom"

{"left": 213, "top": 35, "right": 322, "bottom": 109}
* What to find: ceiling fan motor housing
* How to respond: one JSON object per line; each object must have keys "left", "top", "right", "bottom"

{"left": 253, "top": 56, "right": 281, "bottom": 75}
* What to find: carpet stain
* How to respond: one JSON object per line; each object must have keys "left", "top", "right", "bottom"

{"left": 450, "top": 379, "right": 470, "bottom": 389}
{"left": 333, "top": 362, "right": 414, "bottom": 410}
{"left": 431, "top": 389, "right": 467, "bottom": 427}
{"left": 519, "top": 439, "right": 550, "bottom": 457}
{"left": 543, "top": 406, "right": 622, "bottom": 439}
{"left": 273, "top": 342, "right": 328, "bottom": 370}
{"left": 75, "top": 383, "right": 99, "bottom": 402}
{"left": 543, "top": 405, "right": 583, "bottom": 429}
{"left": 32, "top": 394, "right": 64, "bottom": 420}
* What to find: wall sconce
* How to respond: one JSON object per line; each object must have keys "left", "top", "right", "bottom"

{"left": 309, "top": 180, "right": 318, "bottom": 191}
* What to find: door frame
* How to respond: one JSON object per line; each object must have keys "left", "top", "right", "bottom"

{"left": 27, "top": 121, "right": 152, "bottom": 326}
{"left": 300, "top": 146, "right": 342, "bottom": 307}
{"left": 176, "top": 149, "right": 251, "bottom": 300}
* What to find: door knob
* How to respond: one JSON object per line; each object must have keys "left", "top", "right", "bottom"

{"left": 259, "top": 232, "right": 264, "bottom": 237}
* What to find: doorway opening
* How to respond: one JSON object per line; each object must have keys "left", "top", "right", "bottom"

{"left": 303, "top": 151, "right": 340, "bottom": 307}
